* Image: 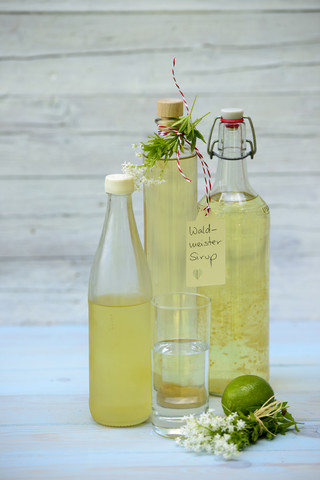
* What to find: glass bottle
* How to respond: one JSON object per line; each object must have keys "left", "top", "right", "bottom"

{"left": 144, "top": 99, "right": 198, "bottom": 295}
{"left": 198, "top": 108, "right": 270, "bottom": 395}
{"left": 88, "top": 174, "right": 152, "bottom": 426}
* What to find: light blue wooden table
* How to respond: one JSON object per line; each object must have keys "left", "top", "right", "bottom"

{"left": 1, "top": 321, "right": 319, "bottom": 480}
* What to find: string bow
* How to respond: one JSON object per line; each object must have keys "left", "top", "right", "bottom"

{"left": 157, "top": 58, "right": 212, "bottom": 215}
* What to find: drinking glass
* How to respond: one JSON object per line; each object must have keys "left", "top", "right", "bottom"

{"left": 151, "top": 292, "right": 211, "bottom": 438}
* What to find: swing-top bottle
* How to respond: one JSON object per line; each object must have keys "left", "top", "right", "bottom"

{"left": 198, "top": 108, "right": 270, "bottom": 395}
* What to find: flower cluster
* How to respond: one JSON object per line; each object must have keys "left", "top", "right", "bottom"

{"left": 121, "top": 154, "right": 166, "bottom": 191}
{"left": 176, "top": 410, "right": 246, "bottom": 459}
{"left": 176, "top": 399, "right": 301, "bottom": 460}
{"left": 130, "top": 143, "right": 144, "bottom": 159}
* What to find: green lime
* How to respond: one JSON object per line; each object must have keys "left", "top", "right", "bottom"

{"left": 221, "top": 375, "right": 274, "bottom": 415}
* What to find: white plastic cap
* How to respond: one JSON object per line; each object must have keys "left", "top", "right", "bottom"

{"left": 105, "top": 174, "right": 134, "bottom": 194}
{"left": 221, "top": 108, "right": 244, "bottom": 120}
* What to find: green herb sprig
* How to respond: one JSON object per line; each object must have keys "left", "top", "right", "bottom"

{"left": 140, "top": 97, "right": 209, "bottom": 170}
{"left": 231, "top": 398, "right": 301, "bottom": 448}
{"left": 176, "top": 397, "right": 302, "bottom": 459}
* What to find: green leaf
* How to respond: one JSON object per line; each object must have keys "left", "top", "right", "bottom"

{"left": 195, "top": 130, "right": 206, "bottom": 143}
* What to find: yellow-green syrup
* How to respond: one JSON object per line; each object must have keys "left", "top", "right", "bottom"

{"left": 198, "top": 192, "right": 270, "bottom": 395}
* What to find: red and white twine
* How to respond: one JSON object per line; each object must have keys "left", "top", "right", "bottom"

{"left": 157, "top": 58, "right": 212, "bottom": 215}
{"left": 172, "top": 57, "right": 190, "bottom": 115}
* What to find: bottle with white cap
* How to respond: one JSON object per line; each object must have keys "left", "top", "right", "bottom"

{"left": 198, "top": 109, "right": 270, "bottom": 395}
{"left": 88, "top": 174, "right": 152, "bottom": 426}
{"left": 144, "top": 98, "right": 197, "bottom": 295}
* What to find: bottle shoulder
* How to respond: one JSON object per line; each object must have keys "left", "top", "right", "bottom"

{"left": 199, "top": 193, "right": 269, "bottom": 215}
{"left": 88, "top": 200, "right": 152, "bottom": 302}
{"left": 89, "top": 293, "right": 150, "bottom": 307}
{"left": 161, "top": 147, "right": 196, "bottom": 162}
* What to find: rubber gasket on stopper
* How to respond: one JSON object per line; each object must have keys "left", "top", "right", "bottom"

{"left": 221, "top": 108, "right": 244, "bottom": 123}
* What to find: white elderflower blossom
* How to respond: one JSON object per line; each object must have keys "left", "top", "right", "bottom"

{"left": 236, "top": 419, "right": 246, "bottom": 431}
{"left": 131, "top": 143, "right": 143, "bottom": 158}
{"left": 176, "top": 411, "right": 244, "bottom": 460}
{"left": 176, "top": 397, "right": 299, "bottom": 460}
{"left": 221, "top": 442, "right": 240, "bottom": 460}
{"left": 121, "top": 162, "right": 165, "bottom": 191}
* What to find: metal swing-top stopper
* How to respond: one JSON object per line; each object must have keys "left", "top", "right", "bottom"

{"left": 208, "top": 108, "right": 257, "bottom": 161}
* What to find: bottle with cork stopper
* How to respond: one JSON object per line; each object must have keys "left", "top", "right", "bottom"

{"left": 143, "top": 98, "right": 198, "bottom": 295}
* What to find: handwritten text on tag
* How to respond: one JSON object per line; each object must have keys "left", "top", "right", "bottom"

{"left": 186, "top": 211, "right": 226, "bottom": 287}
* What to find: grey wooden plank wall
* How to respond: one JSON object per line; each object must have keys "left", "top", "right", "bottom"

{"left": 0, "top": 0, "right": 319, "bottom": 324}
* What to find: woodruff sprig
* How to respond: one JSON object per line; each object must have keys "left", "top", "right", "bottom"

{"left": 123, "top": 58, "right": 212, "bottom": 210}
{"left": 176, "top": 397, "right": 302, "bottom": 460}
{"left": 139, "top": 97, "right": 209, "bottom": 170}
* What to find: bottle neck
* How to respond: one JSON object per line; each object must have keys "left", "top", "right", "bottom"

{"left": 212, "top": 158, "right": 255, "bottom": 199}
{"left": 212, "top": 120, "right": 256, "bottom": 200}
{"left": 104, "top": 193, "right": 134, "bottom": 238}
{"left": 155, "top": 117, "right": 193, "bottom": 159}
{"left": 156, "top": 117, "right": 178, "bottom": 127}
{"left": 89, "top": 190, "right": 152, "bottom": 302}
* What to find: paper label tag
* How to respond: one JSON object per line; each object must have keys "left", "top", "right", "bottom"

{"left": 186, "top": 210, "right": 226, "bottom": 287}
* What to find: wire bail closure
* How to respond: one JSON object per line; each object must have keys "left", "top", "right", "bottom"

{"left": 207, "top": 116, "right": 257, "bottom": 160}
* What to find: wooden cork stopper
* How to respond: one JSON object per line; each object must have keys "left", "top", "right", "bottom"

{"left": 157, "top": 98, "right": 183, "bottom": 118}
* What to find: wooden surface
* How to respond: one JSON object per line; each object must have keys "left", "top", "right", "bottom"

{"left": 1, "top": 4, "right": 319, "bottom": 477}
{"left": 0, "top": 321, "right": 319, "bottom": 479}
{"left": 0, "top": 1, "right": 319, "bottom": 325}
